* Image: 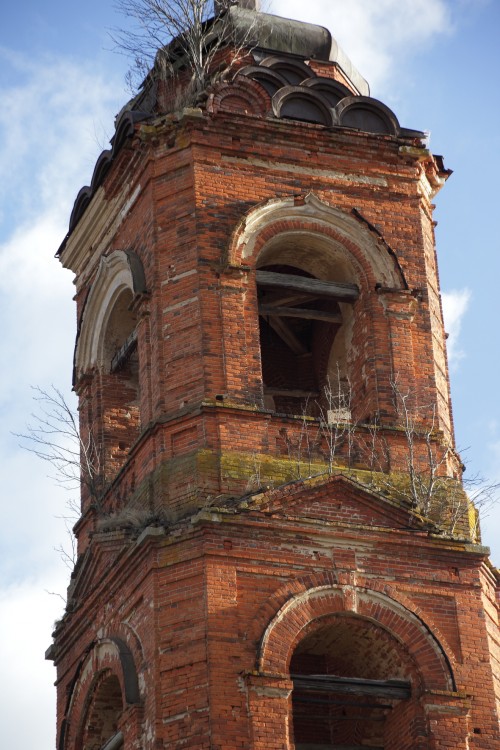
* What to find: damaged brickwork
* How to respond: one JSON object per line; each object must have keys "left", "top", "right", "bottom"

{"left": 48, "top": 7, "right": 500, "bottom": 750}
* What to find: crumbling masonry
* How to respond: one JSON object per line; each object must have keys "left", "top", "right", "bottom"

{"left": 47, "top": 7, "right": 500, "bottom": 750}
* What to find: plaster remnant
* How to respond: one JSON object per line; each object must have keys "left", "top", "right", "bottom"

{"left": 163, "top": 296, "right": 199, "bottom": 314}
{"left": 223, "top": 154, "right": 387, "bottom": 186}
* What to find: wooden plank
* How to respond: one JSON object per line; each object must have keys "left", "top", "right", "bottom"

{"left": 267, "top": 316, "right": 308, "bottom": 355}
{"left": 291, "top": 674, "right": 411, "bottom": 700}
{"left": 101, "top": 732, "right": 124, "bottom": 750}
{"left": 293, "top": 694, "right": 391, "bottom": 710}
{"left": 260, "top": 304, "right": 342, "bottom": 324}
{"left": 257, "top": 270, "right": 359, "bottom": 302}
{"left": 265, "top": 388, "right": 319, "bottom": 398}
{"left": 263, "top": 293, "right": 319, "bottom": 307}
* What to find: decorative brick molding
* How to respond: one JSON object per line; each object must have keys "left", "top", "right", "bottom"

{"left": 258, "top": 584, "right": 455, "bottom": 691}
{"left": 228, "top": 192, "right": 405, "bottom": 290}
{"left": 61, "top": 636, "right": 142, "bottom": 750}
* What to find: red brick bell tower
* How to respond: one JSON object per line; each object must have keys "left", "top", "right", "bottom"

{"left": 48, "top": 6, "right": 500, "bottom": 750}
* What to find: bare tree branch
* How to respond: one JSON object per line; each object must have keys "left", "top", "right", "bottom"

{"left": 316, "top": 368, "right": 353, "bottom": 473}
{"left": 15, "top": 386, "right": 102, "bottom": 504}
{"left": 280, "top": 372, "right": 499, "bottom": 541}
{"left": 111, "top": 0, "right": 255, "bottom": 96}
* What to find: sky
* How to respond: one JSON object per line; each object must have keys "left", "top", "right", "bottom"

{"left": 0, "top": 1, "right": 499, "bottom": 748}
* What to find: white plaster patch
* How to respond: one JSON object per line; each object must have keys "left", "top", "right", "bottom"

{"left": 223, "top": 154, "right": 387, "bottom": 187}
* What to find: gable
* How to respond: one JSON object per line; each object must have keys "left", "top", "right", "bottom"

{"left": 67, "top": 532, "right": 132, "bottom": 608}
{"left": 246, "top": 473, "right": 426, "bottom": 531}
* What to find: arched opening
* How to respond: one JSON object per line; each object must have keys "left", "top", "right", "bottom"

{"left": 233, "top": 196, "right": 411, "bottom": 429}
{"left": 273, "top": 89, "right": 334, "bottom": 125}
{"left": 64, "top": 638, "right": 141, "bottom": 750}
{"left": 81, "top": 673, "right": 123, "bottom": 750}
{"left": 290, "top": 615, "right": 421, "bottom": 750}
{"left": 260, "top": 57, "right": 312, "bottom": 85}
{"left": 99, "top": 287, "right": 141, "bottom": 477}
{"left": 256, "top": 238, "right": 359, "bottom": 418}
{"left": 75, "top": 250, "right": 147, "bottom": 488}
{"left": 237, "top": 66, "right": 287, "bottom": 96}
{"left": 302, "top": 78, "right": 352, "bottom": 108}
{"left": 341, "top": 106, "right": 391, "bottom": 134}
{"left": 102, "top": 288, "right": 137, "bottom": 371}
{"left": 335, "top": 97, "right": 400, "bottom": 137}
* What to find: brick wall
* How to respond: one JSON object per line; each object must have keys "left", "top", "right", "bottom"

{"left": 52, "top": 45, "right": 500, "bottom": 750}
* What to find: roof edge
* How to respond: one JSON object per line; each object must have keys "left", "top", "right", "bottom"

{"left": 227, "top": 8, "right": 369, "bottom": 95}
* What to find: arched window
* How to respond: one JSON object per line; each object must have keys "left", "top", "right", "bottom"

{"left": 290, "top": 616, "right": 417, "bottom": 750}
{"left": 231, "top": 194, "right": 409, "bottom": 428}
{"left": 75, "top": 250, "right": 147, "bottom": 484}
{"left": 99, "top": 286, "right": 141, "bottom": 476}
{"left": 334, "top": 96, "right": 400, "bottom": 136}
{"left": 253, "top": 583, "right": 457, "bottom": 750}
{"left": 256, "top": 240, "right": 359, "bottom": 419}
{"left": 272, "top": 87, "right": 335, "bottom": 125}
{"left": 259, "top": 56, "right": 312, "bottom": 85}
{"left": 63, "top": 637, "right": 141, "bottom": 750}
{"left": 81, "top": 673, "right": 123, "bottom": 750}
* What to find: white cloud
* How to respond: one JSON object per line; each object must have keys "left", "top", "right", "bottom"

{"left": 441, "top": 288, "right": 470, "bottom": 367}
{"left": 0, "top": 49, "right": 126, "bottom": 229}
{"left": 0, "top": 576, "right": 67, "bottom": 749}
{"left": 0, "top": 51, "right": 126, "bottom": 425}
{"left": 270, "top": 0, "right": 452, "bottom": 93}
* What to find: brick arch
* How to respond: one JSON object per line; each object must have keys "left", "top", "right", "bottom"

{"left": 371, "top": 581, "right": 461, "bottom": 678}
{"left": 227, "top": 192, "right": 406, "bottom": 290}
{"left": 258, "top": 584, "right": 455, "bottom": 692}
{"left": 75, "top": 249, "right": 147, "bottom": 378}
{"left": 79, "top": 670, "right": 123, "bottom": 750}
{"left": 246, "top": 570, "right": 338, "bottom": 650}
{"left": 231, "top": 193, "right": 405, "bottom": 422}
{"left": 75, "top": 249, "right": 147, "bottom": 480}
{"left": 210, "top": 76, "right": 271, "bottom": 118}
{"left": 61, "top": 636, "right": 141, "bottom": 750}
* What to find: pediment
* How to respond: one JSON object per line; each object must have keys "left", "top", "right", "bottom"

{"left": 243, "top": 472, "right": 430, "bottom": 531}
{"left": 67, "top": 532, "right": 132, "bottom": 607}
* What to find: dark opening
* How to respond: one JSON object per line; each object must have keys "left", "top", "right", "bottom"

{"left": 290, "top": 617, "right": 415, "bottom": 750}
{"left": 280, "top": 95, "right": 332, "bottom": 125}
{"left": 101, "top": 288, "right": 140, "bottom": 476}
{"left": 341, "top": 107, "right": 391, "bottom": 135}
{"left": 82, "top": 674, "right": 122, "bottom": 750}
{"left": 257, "top": 265, "right": 357, "bottom": 417}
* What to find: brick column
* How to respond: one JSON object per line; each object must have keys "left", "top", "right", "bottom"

{"left": 246, "top": 673, "right": 293, "bottom": 750}
{"left": 377, "top": 289, "right": 419, "bottom": 414}
{"left": 421, "top": 691, "right": 471, "bottom": 749}
{"left": 119, "top": 704, "right": 145, "bottom": 749}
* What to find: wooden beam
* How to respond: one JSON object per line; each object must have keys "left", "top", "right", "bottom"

{"left": 110, "top": 330, "right": 138, "bottom": 373}
{"left": 257, "top": 270, "right": 359, "bottom": 302}
{"left": 260, "top": 304, "right": 342, "bottom": 324}
{"left": 263, "top": 293, "right": 319, "bottom": 307}
{"left": 265, "top": 388, "right": 319, "bottom": 398}
{"left": 101, "top": 732, "right": 124, "bottom": 750}
{"left": 267, "top": 316, "right": 308, "bottom": 355}
{"left": 291, "top": 675, "right": 411, "bottom": 701}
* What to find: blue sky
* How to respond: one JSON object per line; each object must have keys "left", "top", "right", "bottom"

{"left": 0, "top": 1, "right": 499, "bottom": 747}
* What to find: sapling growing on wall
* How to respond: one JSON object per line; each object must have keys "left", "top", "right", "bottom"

{"left": 112, "top": 0, "right": 260, "bottom": 98}
{"left": 275, "top": 371, "right": 498, "bottom": 542}
{"left": 19, "top": 378, "right": 497, "bottom": 548}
